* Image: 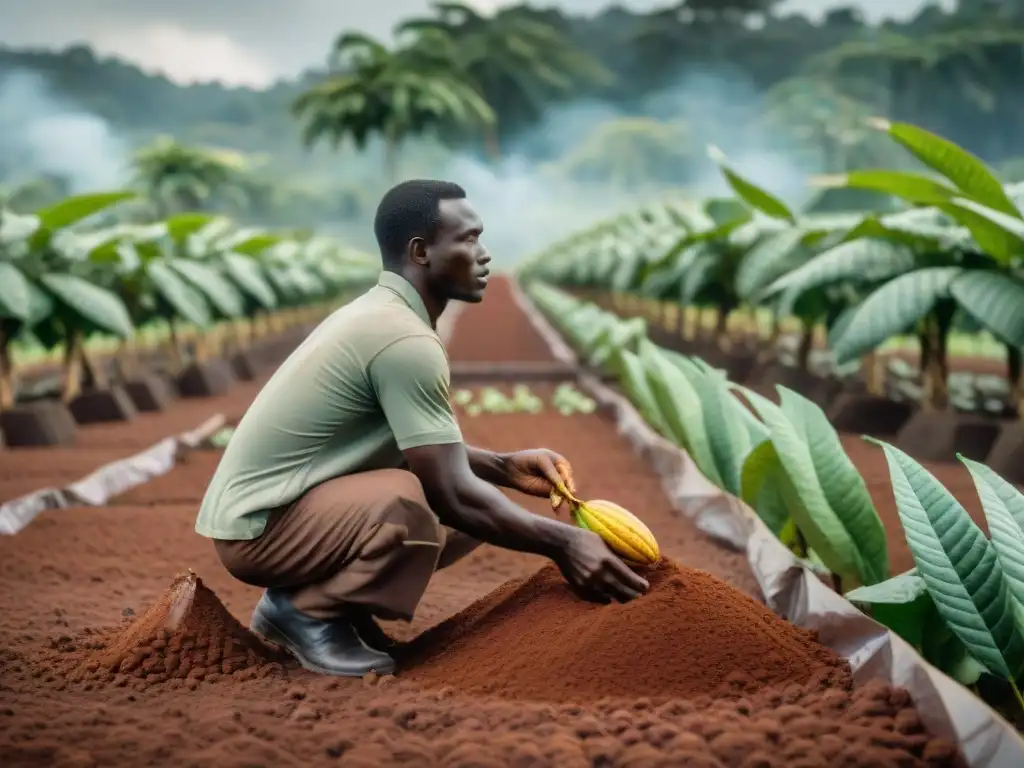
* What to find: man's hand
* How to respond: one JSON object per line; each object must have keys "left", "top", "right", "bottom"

{"left": 502, "top": 449, "right": 576, "bottom": 511}
{"left": 555, "top": 527, "right": 649, "bottom": 603}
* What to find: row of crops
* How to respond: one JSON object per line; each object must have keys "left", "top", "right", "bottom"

{"left": 527, "top": 281, "right": 1024, "bottom": 724}
{"left": 519, "top": 118, "right": 1024, "bottom": 725}
{"left": 519, "top": 119, "right": 1024, "bottom": 424}
{"left": 0, "top": 192, "right": 380, "bottom": 414}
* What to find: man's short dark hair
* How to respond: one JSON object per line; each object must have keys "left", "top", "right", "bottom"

{"left": 373, "top": 179, "right": 467, "bottom": 268}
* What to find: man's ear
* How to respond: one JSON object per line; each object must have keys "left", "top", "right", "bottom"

{"left": 408, "top": 237, "right": 428, "bottom": 266}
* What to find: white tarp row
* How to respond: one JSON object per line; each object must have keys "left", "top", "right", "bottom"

{"left": 0, "top": 413, "right": 227, "bottom": 536}
{"left": 508, "top": 279, "right": 1024, "bottom": 768}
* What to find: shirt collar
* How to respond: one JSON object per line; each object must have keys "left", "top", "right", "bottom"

{"left": 377, "top": 270, "right": 432, "bottom": 327}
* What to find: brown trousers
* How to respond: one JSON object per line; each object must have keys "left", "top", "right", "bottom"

{"left": 214, "top": 469, "right": 481, "bottom": 622}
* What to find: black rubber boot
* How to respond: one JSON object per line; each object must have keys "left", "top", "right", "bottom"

{"left": 250, "top": 589, "right": 396, "bottom": 677}
{"left": 348, "top": 607, "right": 398, "bottom": 654}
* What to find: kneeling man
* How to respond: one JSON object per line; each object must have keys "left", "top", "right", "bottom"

{"left": 195, "top": 179, "right": 648, "bottom": 677}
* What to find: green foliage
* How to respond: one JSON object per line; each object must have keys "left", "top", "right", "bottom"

{"left": 291, "top": 31, "right": 495, "bottom": 175}
{"left": 0, "top": 192, "right": 379, "bottom": 376}
{"left": 528, "top": 281, "right": 887, "bottom": 587}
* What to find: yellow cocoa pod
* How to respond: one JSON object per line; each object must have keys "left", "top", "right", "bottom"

{"left": 573, "top": 499, "right": 660, "bottom": 565}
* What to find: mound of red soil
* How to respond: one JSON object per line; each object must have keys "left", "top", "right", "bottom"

{"left": 402, "top": 559, "right": 852, "bottom": 702}
{"left": 47, "top": 571, "right": 286, "bottom": 686}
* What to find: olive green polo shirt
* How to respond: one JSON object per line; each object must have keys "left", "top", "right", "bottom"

{"left": 194, "top": 271, "right": 463, "bottom": 540}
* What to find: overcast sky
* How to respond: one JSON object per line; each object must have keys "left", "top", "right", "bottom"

{"left": 3, "top": 1, "right": 953, "bottom": 88}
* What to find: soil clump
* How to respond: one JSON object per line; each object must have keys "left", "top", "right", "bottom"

{"left": 402, "top": 559, "right": 852, "bottom": 702}
{"left": 45, "top": 571, "right": 287, "bottom": 687}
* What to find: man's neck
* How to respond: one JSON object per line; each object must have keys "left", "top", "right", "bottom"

{"left": 398, "top": 268, "right": 447, "bottom": 328}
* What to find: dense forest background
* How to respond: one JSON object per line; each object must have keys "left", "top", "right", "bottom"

{"left": 3, "top": 0, "right": 1024, "bottom": 260}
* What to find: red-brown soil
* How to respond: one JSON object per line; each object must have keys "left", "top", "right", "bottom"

{"left": 0, "top": 277, "right": 967, "bottom": 767}
{"left": 443, "top": 274, "right": 556, "bottom": 363}
{"left": 0, "top": 378, "right": 266, "bottom": 503}
{"left": 401, "top": 560, "right": 851, "bottom": 702}
{"left": 46, "top": 571, "right": 288, "bottom": 686}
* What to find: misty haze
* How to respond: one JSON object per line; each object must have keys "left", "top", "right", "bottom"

{"left": 0, "top": 0, "right": 1001, "bottom": 264}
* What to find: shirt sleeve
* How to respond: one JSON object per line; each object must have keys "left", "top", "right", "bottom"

{"left": 368, "top": 335, "right": 463, "bottom": 450}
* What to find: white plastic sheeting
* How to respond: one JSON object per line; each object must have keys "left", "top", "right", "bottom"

{"left": 0, "top": 414, "right": 225, "bottom": 535}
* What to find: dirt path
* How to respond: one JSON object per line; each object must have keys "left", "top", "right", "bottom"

{"left": 444, "top": 275, "right": 556, "bottom": 363}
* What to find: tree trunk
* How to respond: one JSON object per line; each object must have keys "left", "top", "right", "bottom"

{"left": 797, "top": 319, "right": 814, "bottom": 372}
{"left": 0, "top": 326, "right": 15, "bottom": 412}
{"left": 82, "top": 349, "right": 108, "bottom": 391}
{"left": 918, "top": 323, "right": 931, "bottom": 382}
{"left": 167, "top": 318, "right": 186, "bottom": 372}
{"left": 715, "top": 308, "right": 732, "bottom": 352}
{"left": 1007, "top": 344, "right": 1023, "bottom": 418}
{"left": 60, "top": 329, "right": 85, "bottom": 403}
{"left": 762, "top": 312, "right": 781, "bottom": 362}
{"left": 662, "top": 302, "right": 677, "bottom": 333}
{"left": 921, "top": 310, "right": 952, "bottom": 412}
{"left": 114, "top": 338, "right": 138, "bottom": 382}
{"left": 863, "top": 353, "right": 884, "bottom": 396}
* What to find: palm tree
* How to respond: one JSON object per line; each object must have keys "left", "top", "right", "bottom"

{"left": 395, "top": 2, "right": 613, "bottom": 158}
{"left": 292, "top": 32, "right": 495, "bottom": 181}
{"left": 131, "top": 137, "right": 252, "bottom": 216}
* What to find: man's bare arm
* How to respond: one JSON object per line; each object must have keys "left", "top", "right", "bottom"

{"left": 405, "top": 443, "right": 565, "bottom": 556}
{"left": 465, "top": 446, "right": 510, "bottom": 487}
{"left": 402, "top": 442, "right": 648, "bottom": 603}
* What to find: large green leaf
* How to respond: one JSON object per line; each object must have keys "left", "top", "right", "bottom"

{"left": 617, "top": 348, "right": 669, "bottom": 438}
{"left": 34, "top": 191, "right": 136, "bottom": 234}
{"left": 878, "top": 120, "right": 1020, "bottom": 218}
{"left": 285, "top": 265, "right": 325, "bottom": 298}
{"left": 818, "top": 169, "right": 959, "bottom": 206}
{"left": 0, "top": 210, "right": 41, "bottom": 246}
{"left": 222, "top": 252, "right": 277, "bottom": 309}
{"left": 20, "top": 281, "right": 55, "bottom": 327}
{"left": 217, "top": 230, "right": 282, "bottom": 255}
{"left": 734, "top": 227, "right": 808, "bottom": 301}
{"left": 763, "top": 238, "right": 915, "bottom": 303}
{"left": 0, "top": 262, "right": 31, "bottom": 319}
{"left": 831, "top": 267, "right": 962, "bottom": 365}
{"left": 959, "top": 457, "right": 1024, "bottom": 628}
{"left": 740, "top": 387, "right": 865, "bottom": 582}
{"left": 640, "top": 344, "right": 723, "bottom": 486}
{"left": 146, "top": 260, "right": 212, "bottom": 327}
{"left": 847, "top": 569, "right": 931, "bottom": 647}
{"left": 739, "top": 439, "right": 790, "bottom": 535}
{"left": 163, "top": 213, "right": 218, "bottom": 244}
{"left": 679, "top": 248, "right": 717, "bottom": 305}
{"left": 168, "top": 259, "right": 245, "bottom": 318}
{"left": 871, "top": 440, "right": 1024, "bottom": 679}
{"left": 778, "top": 387, "right": 888, "bottom": 584}
{"left": 848, "top": 569, "right": 986, "bottom": 684}
{"left": 939, "top": 198, "right": 1024, "bottom": 263}
{"left": 714, "top": 158, "right": 795, "bottom": 223}
{"left": 687, "top": 367, "right": 753, "bottom": 497}
{"left": 39, "top": 273, "right": 134, "bottom": 337}
{"left": 950, "top": 270, "right": 1024, "bottom": 348}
